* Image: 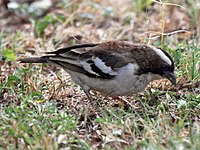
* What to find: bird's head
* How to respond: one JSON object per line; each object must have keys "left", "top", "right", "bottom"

{"left": 150, "top": 46, "right": 176, "bottom": 85}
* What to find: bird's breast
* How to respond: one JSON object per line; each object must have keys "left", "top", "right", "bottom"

{"left": 69, "top": 63, "right": 151, "bottom": 96}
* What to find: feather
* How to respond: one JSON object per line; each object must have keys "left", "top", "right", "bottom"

{"left": 93, "top": 57, "right": 118, "bottom": 75}
{"left": 18, "top": 57, "right": 47, "bottom": 63}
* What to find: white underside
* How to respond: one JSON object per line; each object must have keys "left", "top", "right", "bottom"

{"left": 66, "top": 63, "right": 163, "bottom": 96}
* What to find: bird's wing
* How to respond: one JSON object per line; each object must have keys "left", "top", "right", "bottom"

{"left": 45, "top": 41, "right": 133, "bottom": 79}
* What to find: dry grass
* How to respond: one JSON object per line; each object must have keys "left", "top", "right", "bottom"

{"left": 0, "top": 0, "right": 200, "bottom": 149}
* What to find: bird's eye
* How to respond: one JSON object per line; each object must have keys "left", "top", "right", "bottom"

{"left": 162, "top": 67, "right": 168, "bottom": 73}
{"left": 163, "top": 67, "right": 168, "bottom": 71}
{"left": 163, "top": 66, "right": 173, "bottom": 73}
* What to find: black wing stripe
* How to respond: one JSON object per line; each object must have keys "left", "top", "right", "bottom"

{"left": 90, "top": 63, "right": 116, "bottom": 79}
{"left": 49, "top": 58, "right": 115, "bottom": 79}
{"left": 86, "top": 60, "right": 116, "bottom": 79}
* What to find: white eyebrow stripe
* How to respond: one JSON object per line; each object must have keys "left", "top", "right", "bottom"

{"left": 149, "top": 46, "right": 172, "bottom": 65}
{"left": 93, "top": 57, "right": 118, "bottom": 75}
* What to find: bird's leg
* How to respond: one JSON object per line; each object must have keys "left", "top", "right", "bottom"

{"left": 83, "top": 88, "right": 99, "bottom": 117}
{"left": 82, "top": 84, "right": 101, "bottom": 109}
{"left": 103, "top": 93, "right": 110, "bottom": 100}
{"left": 105, "top": 90, "right": 129, "bottom": 108}
{"left": 111, "top": 95, "right": 131, "bottom": 109}
{"left": 95, "top": 91, "right": 115, "bottom": 107}
{"left": 82, "top": 84, "right": 93, "bottom": 101}
{"left": 83, "top": 89, "right": 93, "bottom": 101}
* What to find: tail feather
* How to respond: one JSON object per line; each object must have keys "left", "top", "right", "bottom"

{"left": 18, "top": 57, "right": 47, "bottom": 63}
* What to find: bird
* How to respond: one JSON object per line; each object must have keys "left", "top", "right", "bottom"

{"left": 18, "top": 41, "right": 176, "bottom": 100}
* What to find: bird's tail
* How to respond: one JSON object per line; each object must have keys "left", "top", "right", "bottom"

{"left": 18, "top": 57, "right": 47, "bottom": 63}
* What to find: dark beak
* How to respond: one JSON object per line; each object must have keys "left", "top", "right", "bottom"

{"left": 163, "top": 71, "right": 176, "bottom": 85}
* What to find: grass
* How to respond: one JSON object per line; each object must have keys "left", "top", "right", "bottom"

{"left": 0, "top": 0, "right": 200, "bottom": 149}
